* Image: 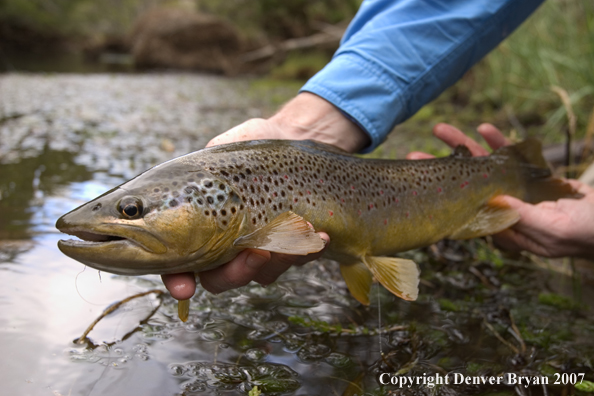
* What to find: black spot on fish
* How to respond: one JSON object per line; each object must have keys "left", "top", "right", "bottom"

{"left": 170, "top": 200, "right": 178, "bottom": 207}
{"left": 207, "top": 196, "right": 214, "bottom": 204}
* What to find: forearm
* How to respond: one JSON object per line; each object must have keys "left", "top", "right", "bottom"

{"left": 302, "top": 0, "right": 545, "bottom": 152}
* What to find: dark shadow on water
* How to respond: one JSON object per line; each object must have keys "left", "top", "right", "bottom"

{"left": 0, "top": 146, "right": 92, "bottom": 240}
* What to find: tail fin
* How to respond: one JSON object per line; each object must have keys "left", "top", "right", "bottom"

{"left": 493, "top": 138, "right": 581, "bottom": 203}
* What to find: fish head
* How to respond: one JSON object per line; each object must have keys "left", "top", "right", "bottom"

{"left": 56, "top": 159, "right": 246, "bottom": 275}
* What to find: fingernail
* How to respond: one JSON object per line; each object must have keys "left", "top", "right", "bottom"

{"left": 246, "top": 252, "right": 268, "bottom": 269}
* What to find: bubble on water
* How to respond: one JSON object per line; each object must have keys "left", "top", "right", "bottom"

{"left": 296, "top": 344, "right": 331, "bottom": 363}
{"left": 168, "top": 364, "right": 186, "bottom": 376}
{"left": 245, "top": 348, "right": 268, "bottom": 362}
{"left": 200, "top": 329, "right": 224, "bottom": 341}
{"left": 171, "top": 362, "right": 300, "bottom": 393}
{"left": 324, "top": 352, "right": 353, "bottom": 368}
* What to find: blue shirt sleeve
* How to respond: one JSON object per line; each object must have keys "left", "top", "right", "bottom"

{"left": 300, "top": 0, "right": 544, "bottom": 152}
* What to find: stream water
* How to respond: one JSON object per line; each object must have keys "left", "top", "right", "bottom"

{"left": 1, "top": 73, "right": 593, "bottom": 396}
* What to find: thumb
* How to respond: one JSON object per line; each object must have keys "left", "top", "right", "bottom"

{"left": 207, "top": 118, "right": 276, "bottom": 147}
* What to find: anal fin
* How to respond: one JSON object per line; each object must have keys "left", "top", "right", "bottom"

{"left": 233, "top": 211, "right": 325, "bottom": 255}
{"left": 363, "top": 256, "right": 419, "bottom": 301}
{"left": 450, "top": 196, "right": 520, "bottom": 240}
{"left": 340, "top": 262, "right": 373, "bottom": 305}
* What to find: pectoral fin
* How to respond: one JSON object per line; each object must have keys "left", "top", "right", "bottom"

{"left": 450, "top": 196, "right": 520, "bottom": 240}
{"left": 363, "top": 256, "right": 419, "bottom": 301}
{"left": 233, "top": 211, "right": 325, "bottom": 255}
{"left": 340, "top": 262, "right": 373, "bottom": 305}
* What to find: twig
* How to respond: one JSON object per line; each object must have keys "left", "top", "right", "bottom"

{"left": 581, "top": 105, "right": 594, "bottom": 163}
{"left": 483, "top": 317, "right": 520, "bottom": 355}
{"left": 508, "top": 311, "right": 526, "bottom": 354}
{"left": 74, "top": 290, "right": 164, "bottom": 344}
{"left": 551, "top": 86, "right": 577, "bottom": 178}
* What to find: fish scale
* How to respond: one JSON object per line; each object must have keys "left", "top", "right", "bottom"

{"left": 56, "top": 139, "right": 577, "bottom": 306}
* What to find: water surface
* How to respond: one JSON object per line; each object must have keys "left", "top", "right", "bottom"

{"left": 1, "top": 73, "right": 593, "bottom": 396}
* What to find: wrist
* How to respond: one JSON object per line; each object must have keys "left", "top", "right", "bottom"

{"left": 269, "top": 92, "right": 370, "bottom": 153}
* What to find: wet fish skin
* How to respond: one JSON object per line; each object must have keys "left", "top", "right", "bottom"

{"left": 56, "top": 139, "right": 576, "bottom": 304}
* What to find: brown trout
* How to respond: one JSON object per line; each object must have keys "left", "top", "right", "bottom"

{"left": 56, "top": 139, "right": 575, "bottom": 306}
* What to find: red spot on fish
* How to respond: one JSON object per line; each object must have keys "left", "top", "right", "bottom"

{"left": 405, "top": 212, "right": 409, "bottom": 218}
{"left": 329, "top": 210, "right": 333, "bottom": 216}
{"left": 358, "top": 209, "right": 362, "bottom": 216}
{"left": 351, "top": 185, "right": 355, "bottom": 190}
{"left": 412, "top": 191, "right": 418, "bottom": 196}
{"left": 284, "top": 175, "right": 288, "bottom": 179}
{"left": 341, "top": 198, "right": 345, "bottom": 203}
{"left": 369, "top": 203, "right": 374, "bottom": 209}
{"left": 383, "top": 219, "right": 387, "bottom": 225}
{"left": 294, "top": 198, "right": 298, "bottom": 203}
{"left": 253, "top": 177, "right": 258, "bottom": 182}
{"left": 273, "top": 192, "right": 278, "bottom": 197}
{"left": 380, "top": 190, "right": 384, "bottom": 195}
{"left": 394, "top": 197, "right": 399, "bottom": 203}
{"left": 307, "top": 190, "right": 311, "bottom": 195}
{"left": 437, "top": 187, "right": 443, "bottom": 193}
{"left": 483, "top": 173, "right": 488, "bottom": 178}
{"left": 319, "top": 179, "right": 324, "bottom": 184}
{"left": 300, "top": 166, "right": 303, "bottom": 170}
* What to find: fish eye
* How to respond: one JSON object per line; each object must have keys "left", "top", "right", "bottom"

{"left": 118, "top": 197, "right": 143, "bottom": 219}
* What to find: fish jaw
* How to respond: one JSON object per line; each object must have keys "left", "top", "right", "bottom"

{"left": 56, "top": 214, "right": 172, "bottom": 275}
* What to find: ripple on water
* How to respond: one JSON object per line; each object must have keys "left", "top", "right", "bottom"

{"left": 171, "top": 361, "right": 300, "bottom": 394}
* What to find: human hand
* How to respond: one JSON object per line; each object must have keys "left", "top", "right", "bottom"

{"left": 162, "top": 93, "right": 369, "bottom": 300}
{"left": 407, "top": 123, "right": 594, "bottom": 260}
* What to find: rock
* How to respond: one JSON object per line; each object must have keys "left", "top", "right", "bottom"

{"left": 130, "top": 8, "right": 242, "bottom": 74}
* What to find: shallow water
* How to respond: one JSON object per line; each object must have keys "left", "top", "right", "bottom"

{"left": 1, "top": 73, "right": 593, "bottom": 396}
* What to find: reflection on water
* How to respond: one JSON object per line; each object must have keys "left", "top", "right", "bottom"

{"left": 1, "top": 73, "right": 593, "bottom": 396}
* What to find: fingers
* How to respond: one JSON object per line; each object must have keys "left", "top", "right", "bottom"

{"left": 199, "top": 231, "right": 330, "bottom": 294}
{"left": 199, "top": 249, "right": 271, "bottom": 294}
{"left": 406, "top": 152, "right": 436, "bottom": 160}
{"left": 433, "top": 123, "right": 490, "bottom": 156}
{"left": 477, "top": 123, "right": 511, "bottom": 150}
{"left": 162, "top": 272, "right": 197, "bottom": 300}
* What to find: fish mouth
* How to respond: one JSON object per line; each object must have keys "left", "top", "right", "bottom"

{"left": 58, "top": 227, "right": 128, "bottom": 247}
{"left": 56, "top": 220, "right": 168, "bottom": 255}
